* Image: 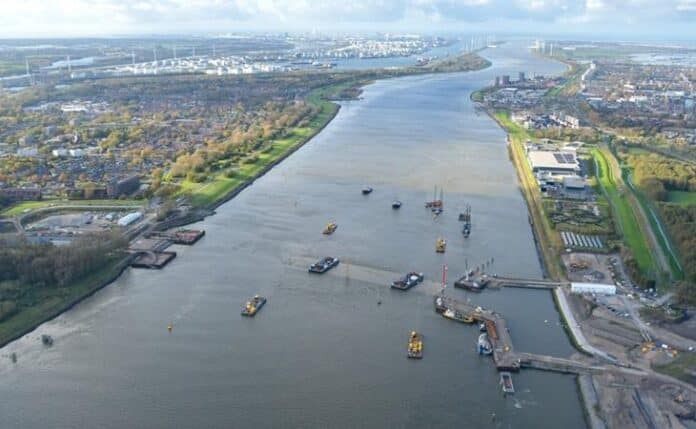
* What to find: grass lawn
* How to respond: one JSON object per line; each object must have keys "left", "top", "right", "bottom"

{"left": 593, "top": 148, "right": 655, "bottom": 274}
{"left": 666, "top": 191, "right": 696, "bottom": 207}
{"left": 1, "top": 199, "right": 144, "bottom": 218}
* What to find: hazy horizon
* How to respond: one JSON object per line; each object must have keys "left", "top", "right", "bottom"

{"left": 0, "top": 0, "right": 694, "bottom": 40}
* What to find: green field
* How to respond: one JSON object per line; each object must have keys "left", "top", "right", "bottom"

{"left": 1, "top": 199, "right": 144, "bottom": 218}
{"left": 593, "top": 148, "right": 655, "bottom": 274}
{"left": 666, "top": 191, "right": 696, "bottom": 206}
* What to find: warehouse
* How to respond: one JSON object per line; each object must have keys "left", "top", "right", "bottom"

{"left": 527, "top": 150, "right": 581, "bottom": 176}
{"left": 570, "top": 282, "right": 616, "bottom": 295}
{"left": 117, "top": 211, "right": 143, "bottom": 227}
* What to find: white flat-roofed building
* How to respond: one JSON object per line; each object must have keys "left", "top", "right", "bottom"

{"left": 571, "top": 282, "right": 616, "bottom": 295}
{"left": 527, "top": 150, "right": 580, "bottom": 176}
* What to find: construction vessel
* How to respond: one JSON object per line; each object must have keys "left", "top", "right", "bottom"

{"left": 391, "top": 272, "right": 424, "bottom": 291}
{"left": 442, "top": 308, "right": 475, "bottom": 323}
{"left": 407, "top": 331, "right": 423, "bottom": 359}
{"left": 435, "top": 237, "right": 447, "bottom": 253}
{"left": 241, "top": 295, "right": 267, "bottom": 317}
{"left": 425, "top": 186, "right": 444, "bottom": 211}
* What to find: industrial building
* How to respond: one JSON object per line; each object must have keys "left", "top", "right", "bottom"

{"left": 0, "top": 187, "right": 42, "bottom": 201}
{"left": 107, "top": 175, "right": 140, "bottom": 199}
{"left": 570, "top": 282, "right": 616, "bottom": 295}
{"left": 526, "top": 150, "right": 581, "bottom": 176}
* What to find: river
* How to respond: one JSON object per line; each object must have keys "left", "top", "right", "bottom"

{"left": 0, "top": 41, "right": 584, "bottom": 428}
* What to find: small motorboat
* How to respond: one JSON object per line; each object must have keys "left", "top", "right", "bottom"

{"left": 362, "top": 187, "right": 373, "bottom": 195}
{"left": 392, "top": 200, "right": 402, "bottom": 209}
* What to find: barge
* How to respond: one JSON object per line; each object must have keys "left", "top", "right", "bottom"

{"left": 241, "top": 295, "right": 266, "bottom": 317}
{"left": 454, "top": 273, "right": 489, "bottom": 292}
{"left": 442, "top": 308, "right": 475, "bottom": 324}
{"left": 500, "top": 372, "right": 515, "bottom": 394}
{"left": 308, "top": 256, "right": 340, "bottom": 273}
{"left": 391, "top": 272, "right": 424, "bottom": 291}
{"left": 407, "top": 331, "right": 423, "bottom": 359}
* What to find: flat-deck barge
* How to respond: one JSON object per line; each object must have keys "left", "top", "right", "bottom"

{"left": 308, "top": 256, "right": 340, "bottom": 274}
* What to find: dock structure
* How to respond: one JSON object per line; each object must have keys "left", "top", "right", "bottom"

{"left": 486, "top": 276, "right": 568, "bottom": 290}
{"left": 131, "top": 250, "right": 177, "bottom": 269}
{"left": 146, "top": 229, "right": 205, "bottom": 245}
{"left": 435, "top": 295, "right": 520, "bottom": 371}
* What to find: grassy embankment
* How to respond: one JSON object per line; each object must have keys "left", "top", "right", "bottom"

{"left": 493, "top": 110, "right": 565, "bottom": 280}
{"left": 592, "top": 147, "right": 656, "bottom": 276}
{"left": 624, "top": 170, "right": 684, "bottom": 279}
{"left": 0, "top": 255, "right": 127, "bottom": 347}
{"left": 174, "top": 82, "right": 349, "bottom": 209}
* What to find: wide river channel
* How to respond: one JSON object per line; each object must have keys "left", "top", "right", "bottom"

{"left": 0, "top": 41, "right": 585, "bottom": 428}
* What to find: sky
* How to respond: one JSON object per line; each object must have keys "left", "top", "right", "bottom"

{"left": 0, "top": 0, "right": 694, "bottom": 39}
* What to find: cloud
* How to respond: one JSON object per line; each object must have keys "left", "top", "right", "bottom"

{"left": 0, "top": 0, "right": 692, "bottom": 36}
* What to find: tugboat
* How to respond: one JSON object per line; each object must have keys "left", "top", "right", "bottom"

{"left": 391, "top": 272, "right": 424, "bottom": 291}
{"left": 241, "top": 295, "right": 267, "bottom": 317}
{"left": 41, "top": 334, "right": 54, "bottom": 347}
{"left": 478, "top": 333, "right": 493, "bottom": 355}
{"left": 308, "top": 256, "right": 340, "bottom": 273}
{"left": 392, "top": 200, "right": 402, "bottom": 209}
{"left": 362, "top": 186, "right": 373, "bottom": 195}
{"left": 407, "top": 331, "right": 423, "bottom": 359}
{"left": 442, "top": 308, "right": 475, "bottom": 324}
{"left": 500, "top": 372, "right": 515, "bottom": 394}
{"left": 435, "top": 237, "right": 447, "bottom": 253}
{"left": 322, "top": 222, "right": 338, "bottom": 235}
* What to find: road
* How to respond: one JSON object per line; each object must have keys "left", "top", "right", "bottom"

{"left": 554, "top": 287, "right": 618, "bottom": 363}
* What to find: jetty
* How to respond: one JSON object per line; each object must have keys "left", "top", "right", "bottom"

{"left": 435, "top": 295, "right": 520, "bottom": 371}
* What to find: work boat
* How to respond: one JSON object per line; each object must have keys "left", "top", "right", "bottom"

{"left": 407, "top": 331, "right": 423, "bottom": 359}
{"left": 322, "top": 222, "right": 337, "bottom": 235}
{"left": 308, "top": 256, "right": 340, "bottom": 273}
{"left": 435, "top": 237, "right": 447, "bottom": 253}
{"left": 241, "top": 295, "right": 267, "bottom": 316}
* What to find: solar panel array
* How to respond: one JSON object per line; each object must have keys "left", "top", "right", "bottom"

{"left": 553, "top": 153, "right": 576, "bottom": 164}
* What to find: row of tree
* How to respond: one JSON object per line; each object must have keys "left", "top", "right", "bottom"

{"left": 659, "top": 204, "right": 696, "bottom": 305}
{"left": 0, "top": 232, "right": 128, "bottom": 292}
{"left": 627, "top": 153, "right": 696, "bottom": 200}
